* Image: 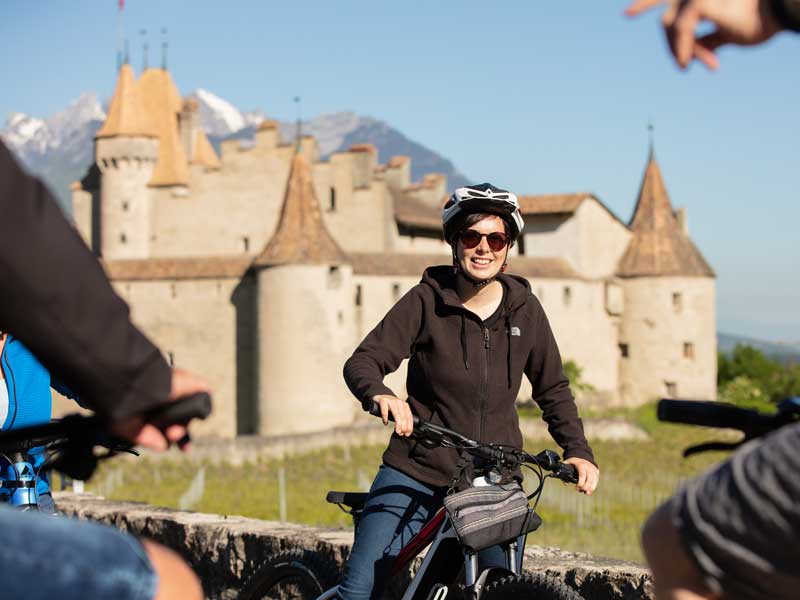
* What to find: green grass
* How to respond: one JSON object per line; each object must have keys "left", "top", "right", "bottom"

{"left": 87, "top": 403, "right": 738, "bottom": 564}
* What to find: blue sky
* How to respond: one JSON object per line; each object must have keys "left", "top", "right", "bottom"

{"left": 2, "top": 1, "right": 798, "bottom": 341}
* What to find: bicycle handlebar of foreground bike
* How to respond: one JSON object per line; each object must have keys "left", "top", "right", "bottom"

{"left": 658, "top": 398, "right": 799, "bottom": 439}
{"left": 0, "top": 392, "right": 213, "bottom": 455}
{"left": 367, "top": 401, "right": 578, "bottom": 484}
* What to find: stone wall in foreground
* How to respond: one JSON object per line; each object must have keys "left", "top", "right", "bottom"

{"left": 55, "top": 492, "right": 653, "bottom": 600}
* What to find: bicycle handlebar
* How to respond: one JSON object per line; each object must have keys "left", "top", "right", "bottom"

{"left": 367, "top": 401, "right": 578, "bottom": 483}
{"left": 0, "top": 392, "right": 213, "bottom": 454}
{"left": 658, "top": 399, "right": 793, "bottom": 438}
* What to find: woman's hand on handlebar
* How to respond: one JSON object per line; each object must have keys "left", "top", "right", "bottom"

{"left": 374, "top": 394, "right": 414, "bottom": 437}
{"left": 110, "top": 368, "right": 212, "bottom": 451}
{"left": 564, "top": 457, "right": 600, "bottom": 495}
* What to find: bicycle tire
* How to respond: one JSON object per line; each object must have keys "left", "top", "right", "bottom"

{"left": 238, "top": 550, "right": 339, "bottom": 600}
{"left": 481, "top": 573, "right": 583, "bottom": 600}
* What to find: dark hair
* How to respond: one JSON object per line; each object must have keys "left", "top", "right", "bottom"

{"left": 447, "top": 212, "right": 511, "bottom": 245}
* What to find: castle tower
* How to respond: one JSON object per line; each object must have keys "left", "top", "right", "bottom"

{"left": 252, "top": 151, "right": 357, "bottom": 435}
{"left": 616, "top": 149, "right": 716, "bottom": 403}
{"left": 94, "top": 62, "right": 158, "bottom": 259}
{"left": 137, "top": 67, "right": 190, "bottom": 188}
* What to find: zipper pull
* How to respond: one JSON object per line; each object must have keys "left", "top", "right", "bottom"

{"left": 484, "top": 328, "right": 490, "bottom": 349}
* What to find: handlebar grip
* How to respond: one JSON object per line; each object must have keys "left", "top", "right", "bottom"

{"left": 146, "top": 393, "right": 212, "bottom": 430}
{"left": 657, "top": 399, "right": 763, "bottom": 432}
{"left": 556, "top": 463, "right": 578, "bottom": 484}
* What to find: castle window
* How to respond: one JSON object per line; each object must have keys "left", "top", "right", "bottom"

{"left": 665, "top": 381, "right": 678, "bottom": 397}
{"left": 563, "top": 286, "right": 572, "bottom": 307}
{"left": 517, "top": 236, "right": 526, "bottom": 256}
{"left": 619, "top": 343, "right": 629, "bottom": 358}
{"left": 673, "top": 292, "right": 683, "bottom": 312}
{"left": 243, "top": 237, "right": 250, "bottom": 253}
{"left": 170, "top": 283, "right": 177, "bottom": 299}
{"left": 328, "top": 266, "right": 342, "bottom": 288}
{"left": 355, "top": 284, "right": 363, "bottom": 307}
{"left": 167, "top": 352, "right": 175, "bottom": 366}
{"left": 329, "top": 187, "right": 336, "bottom": 212}
{"left": 392, "top": 282, "right": 401, "bottom": 301}
{"left": 120, "top": 232, "right": 127, "bottom": 244}
{"left": 122, "top": 201, "right": 129, "bottom": 212}
{"left": 684, "top": 342, "right": 695, "bottom": 360}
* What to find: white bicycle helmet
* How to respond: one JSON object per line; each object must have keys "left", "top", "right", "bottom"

{"left": 442, "top": 183, "right": 524, "bottom": 244}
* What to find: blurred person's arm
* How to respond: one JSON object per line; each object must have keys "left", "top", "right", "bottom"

{"left": 0, "top": 141, "right": 176, "bottom": 427}
{"left": 625, "top": 0, "right": 799, "bottom": 70}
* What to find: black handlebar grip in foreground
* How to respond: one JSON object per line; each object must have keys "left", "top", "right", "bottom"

{"left": 146, "top": 392, "right": 212, "bottom": 430}
{"left": 657, "top": 399, "right": 765, "bottom": 432}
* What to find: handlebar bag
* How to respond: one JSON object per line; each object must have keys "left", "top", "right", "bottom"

{"left": 443, "top": 482, "right": 542, "bottom": 552}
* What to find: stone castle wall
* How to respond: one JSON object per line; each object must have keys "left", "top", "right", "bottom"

{"left": 619, "top": 277, "right": 717, "bottom": 404}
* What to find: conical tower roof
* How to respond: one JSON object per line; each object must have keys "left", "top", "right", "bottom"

{"left": 254, "top": 152, "right": 348, "bottom": 267}
{"left": 138, "top": 67, "right": 189, "bottom": 187}
{"left": 95, "top": 63, "right": 155, "bottom": 139}
{"left": 617, "top": 151, "right": 714, "bottom": 278}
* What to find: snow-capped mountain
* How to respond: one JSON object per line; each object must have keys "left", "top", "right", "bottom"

{"left": 1, "top": 93, "right": 106, "bottom": 210}
{"left": 2, "top": 88, "right": 469, "bottom": 211}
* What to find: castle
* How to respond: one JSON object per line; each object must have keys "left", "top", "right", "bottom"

{"left": 68, "top": 61, "right": 717, "bottom": 438}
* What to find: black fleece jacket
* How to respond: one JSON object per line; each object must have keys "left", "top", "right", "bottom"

{"left": 344, "top": 266, "right": 595, "bottom": 488}
{"left": 0, "top": 141, "right": 171, "bottom": 420}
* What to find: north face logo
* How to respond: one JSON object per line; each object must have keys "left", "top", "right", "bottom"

{"left": 510, "top": 326, "right": 521, "bottom": 337}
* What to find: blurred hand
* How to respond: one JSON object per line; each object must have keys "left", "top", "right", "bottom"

{"left": 564, "top": 457, "right": 600, "bottom": 495}
{"left": 110, "top": 368, "right": 212, "bottom": 452}
{"left": 374, "top": 394, "right": 414, "bottom": 437}
{"left": 625, "top": 0, "right": 783, "bottom": 69}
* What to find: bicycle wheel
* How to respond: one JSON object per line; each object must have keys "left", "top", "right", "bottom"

{"left": 481, "top": 573, "right": 583, "bottom": 600}
{"left": 238, "top": 550, "right": 340, "bottom": 600}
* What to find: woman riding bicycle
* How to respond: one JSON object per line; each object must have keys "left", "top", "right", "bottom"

{"left": 0, "top": 330, "right": 81, "bottom": 512}
{"left": 341, "top": 182, "right": 600, "bottom": 600}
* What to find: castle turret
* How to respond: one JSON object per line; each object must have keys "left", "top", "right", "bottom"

{"left": 616, "top": 149, "right": 716, "bottom": 404}
{"left": 138, "top": 67, "right": 190, "bottom": 188}
{"left": 95, "top": 63, "right": 158, "bottom": 259}
{"left": 252, "top": 151, "right": 356, "bottom": 435}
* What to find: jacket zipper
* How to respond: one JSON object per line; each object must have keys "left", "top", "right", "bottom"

{"left": 480, "top": 326, "right": 490, "bottom": 442}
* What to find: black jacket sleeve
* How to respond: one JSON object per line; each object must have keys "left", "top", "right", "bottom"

{"left": 0, "top": 141, "right": 170, "bottom": 420}
{"left": 343, "top": 286, "right": 424, "bottom": 410}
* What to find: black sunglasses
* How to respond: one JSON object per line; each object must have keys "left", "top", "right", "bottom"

{"left": 458, "top": 229, "right": 510, "bottom": 252}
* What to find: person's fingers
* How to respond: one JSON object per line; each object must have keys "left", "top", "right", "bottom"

{"left": 133, "top": 424, "right": 169, "bottom": 451}
{"left": 661, "top": 3, "right": 681, "bottom": 65}
{"left": 693, "top": 41, "right": 720, "bottom": 70}
{"left": 624, "top": 0, "right": 666, "bottom": 18}
{"left": 380, "top": 398, "right": 390, "bottom": 426}
{"left": 169, "top": 368, "right": 211, "bottom": 400}
{"left": 673, "top": 2, "right": 702, "bottom": 68}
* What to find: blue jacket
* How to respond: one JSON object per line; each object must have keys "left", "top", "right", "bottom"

{"left": 1, "top": 334, "right": 79, "bottom": 496}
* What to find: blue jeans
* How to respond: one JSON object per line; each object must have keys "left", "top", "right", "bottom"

{"left": 0, "top": 504, "right": 158, "bottom": 600}
{"left": 337, "top": 464, "right": 506, "bottom": 600}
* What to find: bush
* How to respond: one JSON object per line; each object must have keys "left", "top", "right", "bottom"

{"left": 718, "top": 345, "right": 800, "bottom": 404}
{"left": 564, "top": 359, "right": 595, "bottom": 393}
{"left": 718, "top": 375, "right": 774, "bottom": 413}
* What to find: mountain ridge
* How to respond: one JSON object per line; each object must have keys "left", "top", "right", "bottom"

{"left": 1, "top": 88, "right": 470, "bottom": 210}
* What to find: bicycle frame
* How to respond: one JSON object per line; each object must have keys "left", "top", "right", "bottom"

{"left": 319, "top": 505, "right": 526, "bottom": 600}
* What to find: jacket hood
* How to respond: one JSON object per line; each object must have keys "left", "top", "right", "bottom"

{"left": 421, "top": 265, "right": 533, "bottom": 313}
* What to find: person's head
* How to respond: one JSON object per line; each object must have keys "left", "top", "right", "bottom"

{"left": 442, "top": 183, "right": 524, "bottom": 285}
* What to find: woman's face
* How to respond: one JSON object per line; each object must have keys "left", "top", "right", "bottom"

{"left": 455, "top": 215, "right": 510, "bottom": 283}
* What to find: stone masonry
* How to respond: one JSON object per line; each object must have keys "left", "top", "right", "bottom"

{"left": 56, "top": 492, "right": 654, "bottom": 600}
